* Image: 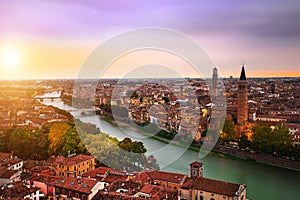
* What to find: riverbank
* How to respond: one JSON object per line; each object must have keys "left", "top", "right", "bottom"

{"left": 59, "top": 96, "right": 300, "bottom": 172}
{"left": 99, "top": 114, "right": 300, "bottom": 172}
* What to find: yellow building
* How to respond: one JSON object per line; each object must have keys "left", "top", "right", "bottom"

{"left": 48, "top": 154, "right": 96, "bottom": 177}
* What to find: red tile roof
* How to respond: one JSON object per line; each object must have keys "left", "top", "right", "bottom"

{"left": 52, "top": 154, "right": 95, "bottom": 166}
{"left": 50, "top": 177, "right": 98, "bottom": 194}
{"left": 102, "top": 173, "right": 127, "bottom": 183}
{"left": 145, "top": 170, "right": 187, "bottom": 184}
{"left": 82, "top": 166, "right": 114, "bottom": 178}
{"left": 0, "top": 157, "right": 22, "bottom": 168}
{"left": 0, "top": 152, "right": 12, "bottom": 162}
{"left": 0, "top": 167, "right": 20, "bottom": 179}
{"left": 0, "top": 181, "right": 39, "bottom": 198}
{"left": 181, "top": 177, "right": 242, "bottom": 196}
{"left": 294, "top": 131, "right": 300, "bottom": 136}
{"left": 139, "top": 185, "right": 178, "bottom": 200}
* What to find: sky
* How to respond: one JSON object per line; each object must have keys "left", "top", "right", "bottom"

{"left": 0, "top": 0, "right": 300, "bottom": 79}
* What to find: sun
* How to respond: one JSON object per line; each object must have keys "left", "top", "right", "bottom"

{"left": 1, "top": 47, "right": 21, "bottom": 69}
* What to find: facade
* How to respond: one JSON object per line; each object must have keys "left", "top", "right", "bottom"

{"left": 47, "top": 154, "right": 96, "bottom": 177}
{"left": 0, "top": 167, "right": 21, "bottom": 186}
{"left": 1, "top": 157, "right": 23, "bottom": 170}
{"left": 179, "top": 162, "right": 246, "bottom": 200}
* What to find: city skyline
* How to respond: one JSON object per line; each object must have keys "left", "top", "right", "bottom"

{"left": 1, "top": 0, "right": 300, "bottom": 79}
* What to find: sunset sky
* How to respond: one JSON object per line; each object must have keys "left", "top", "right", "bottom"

{"left": 0, "top": 0, "right": 300, "bottom": 79}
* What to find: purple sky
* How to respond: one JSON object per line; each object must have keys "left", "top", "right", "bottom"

{"left": 1, "top": 0, "right": 300, "bottom": 78}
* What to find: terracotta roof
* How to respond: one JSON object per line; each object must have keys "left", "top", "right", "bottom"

{"left": 139, "top": 185, "right": 177, "bottom": 200}
{"left": 102, "top": 173, "right": 128, "bottom": 183}
{"left": 50, "top": 177, "right": 97, "bottom": 194}
{"left": 53, "top": 154, "right": 95, "bottom": 166}
{"left": 190, "top": 161, "right": 203, "bottom": 167}
{"left": 0, "top": 182, "right": 39, "bottom": 198}
{"left": 0, "top": 157, "right": 22, "bottom": 168}
{"left": 131, "top": 171, "right": 150, "bottom": 183}
{"left": 0, "top": 152, "right": 12, "bottom": 162}
{"left": 92, "top": 191, "right": 143, "bottom": 200}
{"left": 294, "top": 131, "right": 300, "bottom": 136}
{"left": 181, "top": 177, "right": 242, "bottom": 196}
{"left": 145, "top": 170, "right": 187, "bottom": 184}
{"left": 82, "top": 166, "right": 114, "bottom": 178}
{"left": 30, "top": 174, "right": 58, "bottom": 184}
{"left": 0, "top": 167, "right": 20, "bottom": 179}
{"left": 106, "top": 180, "right": 142, "bottom": 194}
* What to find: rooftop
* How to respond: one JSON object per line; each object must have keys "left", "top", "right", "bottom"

{"left": 50, "top": 177, "right": 98, "bottom": 194}
{"left": 181, "top": 176, "right": 243, "bottom": 196}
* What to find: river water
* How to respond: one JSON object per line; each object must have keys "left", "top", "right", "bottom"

{"left": 39, "top": 93, "right": 300, "bottom": 200}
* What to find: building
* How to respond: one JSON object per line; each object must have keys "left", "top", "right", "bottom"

{"left": 0, "top": 167, "right": 21, "bottom": 186}
{"left": 237, "top": 65, "right": 248, "bottom": 126}
{"left": 0, "top": 181, "right": 40, "bottom": 199}
{"left": 133, "top": 170, "right": 187, "bottom": 190}
{"left": 212, "top": 67, "right": 219, "bottom": 97}
{"left": 0, "top": 157, "right": 23, "bottom": 170}
{"left": 47, "top": 154, "right": 96, "bottom": 177}
{"left": 237, "top": 65, "right": 249, "bottom": 136}
{"left": 179, "top": 162, "right": 246, "bottom": 200}
{"left": 49, "top": 177, "right": 102, "bottom": 200}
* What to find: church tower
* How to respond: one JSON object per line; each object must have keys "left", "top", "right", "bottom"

{"left": 190, "top": 161, "right": 203, "bottom": 178}
{"left": 237, "top": 65, "right": 248, "bottom": 126}
{"left": 212, "top": 67, "right": 218, "bottom": 97}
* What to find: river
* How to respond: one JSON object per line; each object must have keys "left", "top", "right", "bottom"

{"left": 39, "top": 92, "right": 300, "bottom": 200}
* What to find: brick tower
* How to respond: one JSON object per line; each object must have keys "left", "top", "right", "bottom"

{"left": 190, "top": 161, "right": 203, "bottom": 178}
{"left": 237, "top": 65, "right": 248, "bottom": 127}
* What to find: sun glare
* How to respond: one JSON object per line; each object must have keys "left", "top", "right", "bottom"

{"left": 1, "top": 47, "right": 21, "bottom": 69}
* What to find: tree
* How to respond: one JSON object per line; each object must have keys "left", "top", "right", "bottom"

{"left": 61, "top": 126, "right": 88, "bottom": 156}
{"left": 2, "top": 127, "right": 49, "bottom": 160}
{"left": 238, "top": 134, "right": 250, "bottom": 149}
{"left": 250, "top": 123, "right": 293, "bottom": 156}
{"left": 84, "top": 133, "right": 159, "bottom": 171}
{"left": 48, "top": 123, "right": 70, "bottom": 155}
{"left": 220, "top": 119, "right": 236, "bottom": 144}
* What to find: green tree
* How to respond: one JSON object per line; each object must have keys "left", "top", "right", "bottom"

{"left": 220, "top": 119, "right": 236, "bottom": 144}
{"left": 238, "top": 134, "right": 250, "bottom": 149}
{"left": 61, "top": 126, "right": 88, "bottom": 156}
{"left": 250, "top": 123, "right": 293, "bottom": 156}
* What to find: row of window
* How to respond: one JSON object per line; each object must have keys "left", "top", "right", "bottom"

{"left": 55, "top": 188, "right": 86, "bottom": 200}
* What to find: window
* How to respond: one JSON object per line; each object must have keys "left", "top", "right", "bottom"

{"left": 200, "top": 196, "right": 203, "bottom": 200}
{"left": 56, "top": 188, "right": 60, "bottom": 194}
{"left": 76, "top": 193, "right": 79, "bottom": 198}
{"left": 69, "top": 191, "right": 72, "bottom": 197}
{"left": 82, "top": 194, "right": 86, "bottom": 200}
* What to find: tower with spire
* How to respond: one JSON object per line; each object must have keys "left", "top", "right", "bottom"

{"left": 237, "top": 65, "right": 248, "bottom": 128}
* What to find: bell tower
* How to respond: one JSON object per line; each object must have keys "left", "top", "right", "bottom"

{"left": 190, "top": 161, "right": 203, "bottom": 178}
{"left": 237, "top": 65, "right": 248, "bottom": 126}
